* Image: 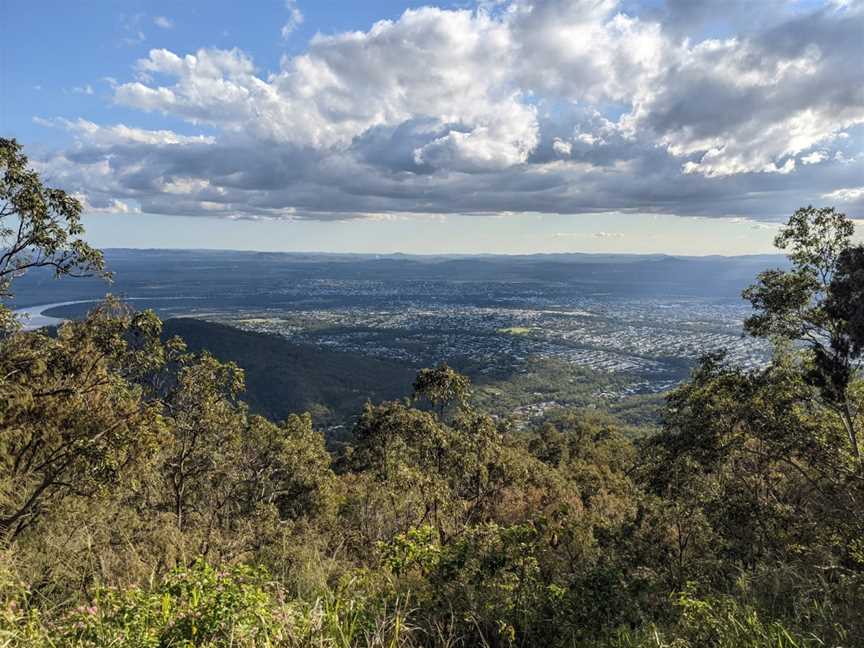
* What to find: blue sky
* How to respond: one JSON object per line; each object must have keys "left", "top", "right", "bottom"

{"left": 3, "top": 0, "right": 863, "bottom": 254}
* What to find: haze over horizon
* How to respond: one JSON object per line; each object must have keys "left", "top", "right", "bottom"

{"left": 3, "top": 0, "right": 863, "bottom": 254}
{"left": 92, "top": 245, "right": 787, "bottom": 259}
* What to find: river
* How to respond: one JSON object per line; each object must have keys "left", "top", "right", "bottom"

{"left": 13, "top": 301, "right": 95, "bottom": 331}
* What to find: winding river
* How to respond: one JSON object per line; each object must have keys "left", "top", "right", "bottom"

{"left": 13, "top": 301, "right": 96, "bottom": 331}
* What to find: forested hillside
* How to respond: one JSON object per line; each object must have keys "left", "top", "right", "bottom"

{"left": 3, "top": 139, "right": 864, "bottom": 646}
{"left": 162, "top": 318, "right": 417, "bottom": 427}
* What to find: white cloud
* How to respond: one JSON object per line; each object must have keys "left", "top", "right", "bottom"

{"left": 724, "top": 217, "right": 780, "bottom": 231}
{"left": 823, "top": 187, "right": 864, "bottom": 202}
{"left": 801, "top": 150, "right": 829, "bottom": 165}
{"left": 281, "top": 1, "right": 304, "bottom": 39}
{"left": 153, "top": 16, "right": 174, "bottom": 29}
{"left": 636, "top": 29, "right": 864, "bottom": 177}
{"left": 114, "top": 8, "right": 538, "bottom": 169}
{"left": 73, "top": 193, "right": 141, "bottom": 215}
{"left": 552, "top": 138, "right": 572, "bottom": 157}
{"left": 31, "top": 0, "right": 864, "bottom": 224}
{"left": 42, "top": 117, "right": 215, "bottom": 146}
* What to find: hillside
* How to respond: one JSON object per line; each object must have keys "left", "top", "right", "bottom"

{"left": 162, "top": 318, "right": 417, "bottom": 427}
{"left": 161, "top": 318, "right": 663, "bottom": 431}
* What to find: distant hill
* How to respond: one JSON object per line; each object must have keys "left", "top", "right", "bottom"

{"left": 162, "top": 318, "right": 417, "bottom": 428}
{"left": 11, "top": 248, "right": 787, "bottom": 308}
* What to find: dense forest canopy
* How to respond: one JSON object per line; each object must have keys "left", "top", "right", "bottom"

{"left": 2, "top": 138, "right": 864, "bottom": 646}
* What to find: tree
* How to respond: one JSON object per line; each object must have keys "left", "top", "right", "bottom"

{"left": 159, "top": 352, "right": 246, "bottom": 532}
{"left": 743, "top": 206, "right": 864, "bottom": 467}
{"left": 0, "top": 139, "right": 106, "bottom": 329}
{"left": 0, "top": 303, "right": 164, "bottom": 542}
{"left": 412, "top": 363, "right": 471, "bottom": 419}
{"left": 820, "top": 246, "right": 864, "bottom": 401}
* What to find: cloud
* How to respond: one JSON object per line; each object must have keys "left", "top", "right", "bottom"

{"left": 724, "top": 216, "right": 780, "bottom": 231}
{"left": 33, "top": 0, "right": 864, "bottom": 224}
{"left": 824, "top": 186, "right": 864, "bottom": 202}
{"left": 153, "top": 16, "right": 174, "bottom": 29}
{"left": 37, "top": 117, "right": 215, "bottom": 146}
{"left": 71, "top": 84, "right": 94, "bottom": 95}
{"left": 552, "top": 138, "right": 572, "bottom": 157}
{"left": 634, "top": 12, "right": 864, "bottom": 178}
{"left": 802, "top": 150, "right": 829, "bottom": 165}
{"left": 281, "top": 1, "right": 304, "bottom": 39}
{"left": 74, "top": 194, "right": 141, "bottom": 215}
{"left": 554, "top": 231, "right": 624, "bottom": 239}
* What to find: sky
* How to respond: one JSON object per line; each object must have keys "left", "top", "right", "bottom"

{"left": 2, "top": 0, "right": 863, "bottom": 255}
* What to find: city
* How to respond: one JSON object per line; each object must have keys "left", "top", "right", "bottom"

{"left": 208, "top": 278, "right": 770, "bottom": 397}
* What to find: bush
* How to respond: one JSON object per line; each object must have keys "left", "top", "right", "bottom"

{"left": 598, "top": 593, "right": 825, "bottom": 648}
{"left": 62, "top": 560, "right": 280, "bottom": 647}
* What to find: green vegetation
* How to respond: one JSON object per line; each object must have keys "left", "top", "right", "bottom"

{"left": 162, "top": 318, "right": 417, "bottom": 428}
{"left": 471, "top": 357, "right": 660, "bottom": 431}
{"left": 496, "top": 327, "right": 533, "bottom": 335}
{"left": 0, "top": 138, "right": 106, "bottom": 332}
{"left": 1, "top": 141, "right": 863, "bottom": 646}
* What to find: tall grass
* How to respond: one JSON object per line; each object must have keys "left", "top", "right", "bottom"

{"left": 0, "top": 560, "right": 835, "bottom": 647}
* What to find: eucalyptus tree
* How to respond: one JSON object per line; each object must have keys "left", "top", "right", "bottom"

{"left": 744, "top": 206, "right": 864, "bottom": 467}
{"left": 0, "top": 303, "right": 165, "bottom": 542}
{"left": 0, "top": 139, "right": 106, "bottom": 329}
{"left": 412, "top": 362, "right": 471, "bottom": 420}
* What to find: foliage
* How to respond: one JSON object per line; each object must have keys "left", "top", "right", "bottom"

{"left": 162, "top": 318, "right": 417, "bottom": 429}
{"left": 743, "top": 205, "right": 864, "bottom": 467}
{"left": 598, "top": 593, "right": 824, "bottom": 648}
{"left": 66, "top": 561, "right": 279, "bottom": 647}
{"left": 0, "top": 301, "right": 165, "bottom": 542}
{"left": 0, "top": 138, "right": 106, "bottom": 331}
{"left": 412, "top": 362, "right": 471, "bottom": 420}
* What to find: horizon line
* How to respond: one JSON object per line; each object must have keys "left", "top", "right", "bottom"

{"left": 99, "top": 247, "right": 786, "bottom": 260}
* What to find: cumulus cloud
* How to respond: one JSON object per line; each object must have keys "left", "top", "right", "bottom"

{"left": 636, "top": 12, "right": 864, "bottom": 177}
{"left": 34, "top": 0, "right": 864, "bottom": 223}
{"left": 153, "top": 16, "right": 174, "bottom": 29}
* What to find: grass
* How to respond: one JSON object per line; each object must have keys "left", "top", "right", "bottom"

{"left": 495, "top": 327, "right": 534, "bottom": 335}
